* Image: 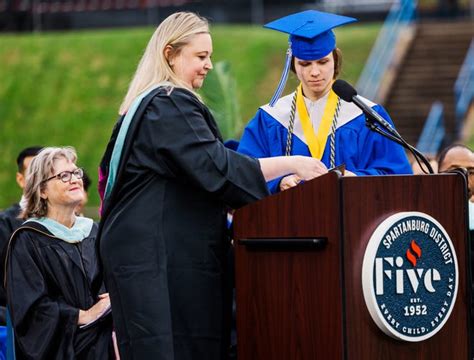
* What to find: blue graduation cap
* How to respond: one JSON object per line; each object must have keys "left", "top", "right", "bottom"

{"left": 265, "top": 10, "right": 357, "bottom": 106}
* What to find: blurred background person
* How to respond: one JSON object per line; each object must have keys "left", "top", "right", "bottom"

{"left": 0, "top": 146, "right": 43, "bottom": 250}
{"left": 438, "top": 143, "right": 474, "bottom": 202}
{"left": 437, "top": 142, "right": 474, "bottom": 359}
{"left": 437, "top": 143, "right": 474, "bottom": 238}
{"left": 0, "top": 146, "right": 43, "bottom": 325}
{"left": 5, "top": 147, "right": 113, "bottom": 359}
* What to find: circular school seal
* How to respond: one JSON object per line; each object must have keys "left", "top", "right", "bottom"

{"left": 362, "top": 212, "right": 458, "bottom": 342}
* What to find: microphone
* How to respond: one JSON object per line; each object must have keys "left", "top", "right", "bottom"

{"left": 332, "top": 79, "right": 399, "bottom": 137}
{"left": 331, "top": 79, "right": 434, "bottom": 174}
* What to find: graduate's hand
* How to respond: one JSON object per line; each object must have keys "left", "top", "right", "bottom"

{"left": 280, "top": 174, "right": 302, "bottom": 191}
{"left": 78, "top": 293, "right": 111, "bottom": 325}
{"left": 293, "top": 156, "right": 328, "bottom": 181}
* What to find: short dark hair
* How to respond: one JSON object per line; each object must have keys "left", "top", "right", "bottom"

{"left": 16, "top": 146, "right": 44, "bottom": 173}
{"left": 290, "top": 48, "right": 343, "bottom": 79}
{"left": 437, "top": 143, "right": 473, "bottom": 170}
{"left": 81, "top": 168, "right": 92, "bottom": 192}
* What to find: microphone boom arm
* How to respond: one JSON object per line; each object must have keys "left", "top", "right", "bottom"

{"left": 332, "top": 79, "right": 434, "bottom": 174}
{"left": 365, "top": 118, "right": 434, "bottom": 174}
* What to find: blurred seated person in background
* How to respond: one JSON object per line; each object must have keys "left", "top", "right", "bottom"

{"left": 0, "top": 146, "right": 43, "bottom": 233}
{"left": 75, "top": 168, "right": 91, "bottom": 217}
{"left": 0, "top": 146, "right": 43, "bottom": 325}
{"left": 5, "top": 147, "right": 113, "bottom": 359}
{"left": 437, "top": 143, "right": 474, "bottom": 360}
{"left": 438, "top": 143, "right": 474, "bottom": 201}
{"left": 238, "top": 10, "right": 412, "bottom": 193}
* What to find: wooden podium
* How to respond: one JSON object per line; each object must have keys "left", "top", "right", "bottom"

{"left": 233, "top": 172, "right": 470, "bottom": 359}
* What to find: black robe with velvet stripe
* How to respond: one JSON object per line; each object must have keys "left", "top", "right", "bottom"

{"left": 98, "top": 86, "right": 269, "bottom": 359}
{"left": 5, "top": 221, "right": 113, "bottom": 360}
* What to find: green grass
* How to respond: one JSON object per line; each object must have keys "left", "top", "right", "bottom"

{"left": 0, "top": 23, "right": 381, "bottom": 209}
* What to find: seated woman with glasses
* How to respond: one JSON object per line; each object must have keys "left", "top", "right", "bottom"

{"left": 5, "top": 147, "right": 113, "bottom": 359}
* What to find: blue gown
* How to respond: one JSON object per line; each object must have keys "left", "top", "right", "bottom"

{"left": 238, "top": 91, "right": 412, "bottom": 193}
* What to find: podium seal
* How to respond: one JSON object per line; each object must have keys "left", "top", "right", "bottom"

{"left": 362, "top": 212, "right": 458, "bottom": 342}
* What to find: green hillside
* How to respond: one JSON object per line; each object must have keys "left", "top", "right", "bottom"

{"left": 0, "top": 23, "right": 381, "bottom": 209}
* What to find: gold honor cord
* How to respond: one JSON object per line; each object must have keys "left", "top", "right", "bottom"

{"left": 296, "top": 83, "right": 339, "bottom": 159}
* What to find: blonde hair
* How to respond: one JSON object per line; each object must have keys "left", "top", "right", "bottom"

{"left": 20, "top": 147, "right": 78, "bottom": 219}
{"left": 119, "top": 12, "right": 209, "bottom": 115}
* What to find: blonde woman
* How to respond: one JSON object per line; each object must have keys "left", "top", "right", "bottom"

{"left": 5, "top": 147, "right": 113, "bottom": 359}
{"left": 98, "top": 12, "right": 327, "bottom": 359}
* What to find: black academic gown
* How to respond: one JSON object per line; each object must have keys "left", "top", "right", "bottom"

{"left": 99, "top": 86, "right": 269, "bottom": 360}
{"left": 0, "top": 204, "right": 22, "bottom": 242}
{"left": 6, "top": 221, "right": 113, "bottom": 360}
{"left": 0, "top": 203, "right": 22, "bottom": 323}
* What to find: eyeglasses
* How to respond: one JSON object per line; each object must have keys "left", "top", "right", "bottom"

{"left": 443, "top": 167, "right": 474, "bottom": 175}
{"left": 441, "top": 167, "right": 474, "bottom": 177}
{"left": 43, "top": 168, "right": 84, "bottom": 183}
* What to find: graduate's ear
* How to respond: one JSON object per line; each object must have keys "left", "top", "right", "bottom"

{"left": 164, "top": 45, "right": 175, "bottom": 67}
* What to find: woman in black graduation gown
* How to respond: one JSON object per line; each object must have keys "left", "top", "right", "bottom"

{"left": 98, "top": 12, "right": 328, "bottom": 360}
{"left": 5, "top": 147, "right": 113, "bottom": 359}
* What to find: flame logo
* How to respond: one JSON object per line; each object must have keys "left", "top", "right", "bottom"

{"left": 406, "top": 240, "right": 422, "bottom": 266}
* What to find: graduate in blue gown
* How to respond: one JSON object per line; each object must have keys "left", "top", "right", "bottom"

{"left": 238, "top": 10, "right": 412, "bottom": 194}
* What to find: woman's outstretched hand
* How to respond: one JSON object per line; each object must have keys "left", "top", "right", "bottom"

{"left": 259, "top": 155, "right": 328, "bottom": 182}
{"left": 279, "top": 156, "right": 328, "bottom": 191}
{"left": 291, "top": 156, "right": 328, "bottom": 181}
